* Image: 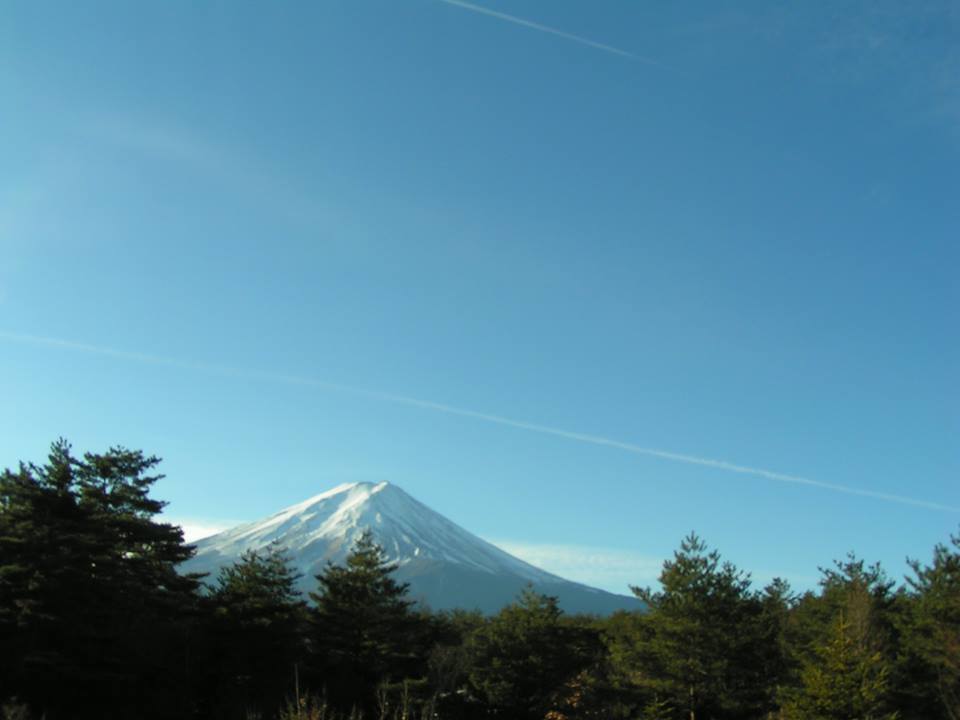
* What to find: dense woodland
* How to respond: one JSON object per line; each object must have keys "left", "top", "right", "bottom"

{"left": 1, "top": 441, "right": 957, "bottom": 720}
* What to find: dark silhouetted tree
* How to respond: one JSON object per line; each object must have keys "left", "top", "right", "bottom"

{"left": 204, "top": 543, "right": 308, "bottom": 719}
{"left": 468, "top": 586, "right": 602, "bottom": 720}
{"left": 0, "top": 440, "right": 200, "bottom": 720}
{"left": 308, "top": 530, "right": 427, "bottom": 712}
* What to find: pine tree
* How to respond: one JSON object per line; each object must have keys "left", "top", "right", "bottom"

{"left": 468, "top": 586, "right": 602, "bottom": 720}
{"left": 629, "top": 533, "right": 772, "bottom": 720}
{"left": 308, "top": 530, "right": 426, "bottom": 711}
{"left": 756, "top": 577, "right": 797, "bottom": 713}
{"left": 782, "top": 555, "right": 900, "bottom": 720}
{"left": 783, "top": 613, "right": 898, "bottom": 720}
{"left": 0, "top": 440, "right": 201, "bottom": 720}
{"left": 902, "top": 530, "right": 960, "bottom": 720}
{"left": 204, "top": 543, "right": 308, "bottom": 719}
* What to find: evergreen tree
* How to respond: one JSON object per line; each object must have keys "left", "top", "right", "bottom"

{"left": 203, "top": 543, "right": 308, "bottom": 719}
{"left": 308, "top": 530, "right": 426, "bottom": 711}
{"left": 629, "top": 533, "right": 772, "bottom": 720}
{"left": 468, "top": 586, "right": 601, "bottom": 720}
{"left": 0, "top": 440, "right": 201, "bottom": 720}
{"left": 601, "top": 610, "right": 661, "bottom": 718}
{"left": 782, "top": 555, "right": 900, "bottom": 720}
{"left": 783, "top": 613, "right": 898, "bottom": 720}
{"left": 901, "top": 530, "right": 960, "bottom": 720}
{"left": 425, "top": 609, "right": 488, "bottom": 719}
{"left": 755, "top": 577, "right": 797, "bottom": 714}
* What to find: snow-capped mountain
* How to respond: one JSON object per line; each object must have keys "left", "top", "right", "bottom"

{"left": 180, "top": 481, "right": 643, "bottom": 615}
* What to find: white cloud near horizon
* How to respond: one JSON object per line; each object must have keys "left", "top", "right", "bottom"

{"left": 489, "top": 539, "right": 663, "bottom": 593}
{"left": 492, "top": 540, "right": 823, "bottom": 595}
{"left": 2, "top": 330, "right": 958, "bottom": 514}
{"left": 162, "top": 517, "right": 239, "bottom": 543}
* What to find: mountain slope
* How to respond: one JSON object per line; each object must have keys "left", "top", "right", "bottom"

{"left": 180, "top": 481, "right": 643, "bottom": 615}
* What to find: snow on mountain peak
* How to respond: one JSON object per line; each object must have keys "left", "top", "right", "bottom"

{"left": 181, "top": 481, "right": 645, "bottom": 615}
{"left": 189, "top": 481, "right": 558, "bottom": 583}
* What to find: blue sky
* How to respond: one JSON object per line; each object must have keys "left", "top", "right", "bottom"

{"left": 1, "top": 0, "right": 957, "bottom": 595}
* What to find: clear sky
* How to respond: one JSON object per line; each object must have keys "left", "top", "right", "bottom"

{"left": 1, "top": 0, "right": 957, "bottom": 595}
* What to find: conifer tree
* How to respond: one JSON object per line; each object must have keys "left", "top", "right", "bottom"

{"left": 0, "top": 440, "right": 200, "bottom": 720}
{"left": 902, "top": 530, "right": 960, "bottom": 720}
{"left": 782, "top": 555, "right": 900, "bottom": 720}
{"left": 468, "top": 587, "right": 601, "bottom": 720}
{"left": 629, "top": 533, "right": 772, "bottom": 720}
{"left": 204, "top": 543, "right": 308, "bottom": 719}
{"left": 783, "top": 613, "right": 898, "bottom": 720}
{"left": 756, "top": 577, "right": 797, "bottom": 713}
{"left": 308, "top": 530, "right": 425, "bottom": 711}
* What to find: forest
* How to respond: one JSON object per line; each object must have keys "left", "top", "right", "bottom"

{"left": 1, "top": 441, "right": 957, "bottom": 720}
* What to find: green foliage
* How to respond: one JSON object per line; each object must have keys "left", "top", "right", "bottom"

{"left": 468, "top": 586, "right": 602, "bottom": 720}
{"left": 0, "top": 439, "right": 201, "bottom": 720}
{"left": 204, "top": 543, "right": 308, "bottom": 719}
{"left": 781, "top": 555, "right": 900, "bottom": 720}
{"left": 751, "top": 577, "right": 799, "bottom": 714}
{"left": 3, "top": 439, "right": 959, "bottom": 720}
{"left": 783, "top": 613, "right": 898, "bottom": 720}
{"left": 212, "top": 542, "right": 306, "bottom": 625}
{"left": 638, "top": 696, "right": 674, "bottom": 720}
{"left": 627, "top": 533, "right": 777, "bottom": 720}
{"left": 308, "top": 530, "right": 429, "bottom": 712}
{"left": 425, "top": 609, "right": 483, "bottom": 693}
{"left": 900, "top": 530, "right": 960, "bottom": 720}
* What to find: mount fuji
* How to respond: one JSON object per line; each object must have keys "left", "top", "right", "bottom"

{"left": 180, "top": 481, "right": 643, "bottom": 615}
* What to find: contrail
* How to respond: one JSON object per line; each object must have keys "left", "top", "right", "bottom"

{"left": 2, "top": 330, "right": 957, "bottom": 514}
{"left": 436, "top": 0, "right": 664, "bottom": 67}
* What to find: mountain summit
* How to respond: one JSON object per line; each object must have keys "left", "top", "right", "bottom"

{"left": 180, "top": 482, "right": 643, "bottom": 615}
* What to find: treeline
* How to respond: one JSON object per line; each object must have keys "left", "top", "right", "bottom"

{"left": 1, "top": 441, "right": 957, "bottom": 720}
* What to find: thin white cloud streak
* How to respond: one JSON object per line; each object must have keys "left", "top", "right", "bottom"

{"left": 3, "top": 330, "right": 957, "bottom": 514}
{"left": 436, "top": 0, "right": 667, "bottom": 68}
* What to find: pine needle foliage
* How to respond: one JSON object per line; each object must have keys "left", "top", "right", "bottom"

{"left": 629, "top": 533, "right": 775, "bottom": 720}
{"left": 902, "top": 531, "right": 960, "bottom": 720}
{"left": 308, "top": 531, "right": 426, "bottom": 713}
{"left": 0, "top": 439, "right": 200, "bottom": 719}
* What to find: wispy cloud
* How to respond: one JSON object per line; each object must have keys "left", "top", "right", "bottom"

{"left": 491, "top": 539, "right": 822, "bottom": 594}
{"left": 436, "top": 0, "right": 666, "bottom": 68}
{"left": 82, "top": 113, "right": 338, "bottom": 233}
{"left": 164, "top": 517, "right": 239, "bottom": 543}
{"left": 2, "top": 330, "right": 958, "bottom": 514}
{"left": 490, "top": 539, "right": 662, "bottom": 593}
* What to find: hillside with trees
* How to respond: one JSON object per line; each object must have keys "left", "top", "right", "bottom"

{"left": 2, "top": 441, "right": 957, "bottom": 720}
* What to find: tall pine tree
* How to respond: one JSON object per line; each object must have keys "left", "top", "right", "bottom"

{"left": 901, "top": 530, "right": 960, "bottom": 720}
{"left": 783, "top": 612, "right": 898, "bottom": 720}
{"left": 629, "top": 533, "right": 773, "bottom": 720}
{"left": 203, "top": 543, "right": 308, "bottom": 719}
{"left": 308, "top": 530, "right": 427, "bottom": 712}
{"left": 0, "top": 440, "right": 201, "bottom": 720}
{"left": 468, "top": 587, "right": 602, "bottom": 720}
{"left": 782, "top": 555, "right": 900, "bottom": 720}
